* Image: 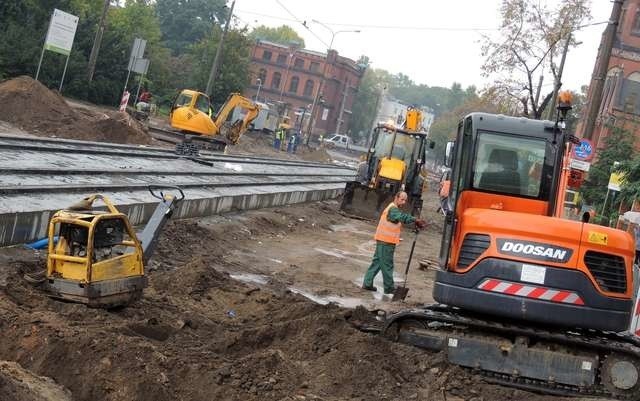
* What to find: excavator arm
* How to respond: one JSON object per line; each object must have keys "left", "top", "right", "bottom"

{"left": 213, "top": 93, "right": 260, "bottom": 144}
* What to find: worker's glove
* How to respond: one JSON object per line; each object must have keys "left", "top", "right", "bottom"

{"left": 415, "top": 219, "right": 427, "bottom": 230}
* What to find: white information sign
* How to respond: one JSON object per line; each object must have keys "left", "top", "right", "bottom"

{"left": 44, "top": 9, "right": 79, "bottom": 56}
{"left": 569, "top": 159, "right": 591, "bottom": 172}
{"left": 520, "top": 264, "right": 546, "bottom": 285}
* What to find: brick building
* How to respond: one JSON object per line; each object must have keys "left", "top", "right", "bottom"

{"left": 577, "top": 0, "right": 640, "bottom": 152}
{"left": 244, "top": 40, "right": 365, "bottom": 137}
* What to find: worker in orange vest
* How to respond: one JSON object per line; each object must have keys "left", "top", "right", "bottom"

{"left": 438, "top": 178, "right": 451, "bottom": 213}
{"left": 362, "top": 191, "right": 426, "bottom": 294}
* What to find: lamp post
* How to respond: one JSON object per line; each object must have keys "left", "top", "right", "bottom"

{"left": 255, "top": 78, "right": 262, "bottom": 102}
{"left": 279, "top": 44, "right": 300, "bottom": 101}
{"left": 305, "top": 20, "right": 360, "bottom": 145}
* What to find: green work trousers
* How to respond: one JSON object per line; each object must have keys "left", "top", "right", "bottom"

{"left": 363, "top": 241, "right": 396, "bottom": 294}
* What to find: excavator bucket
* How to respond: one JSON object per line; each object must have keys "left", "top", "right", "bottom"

{"left": 340, "top": 182, "right": 394, "bottom": 221}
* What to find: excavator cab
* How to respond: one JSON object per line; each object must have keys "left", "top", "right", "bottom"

{"left": 341, "top": 123, "right": 432, "bottom": 220}
{"left": 44, "top": 186, "right": 184, "bottom": 308}
{"left": 170, "top": 90, "right": 217, "bottom": 136}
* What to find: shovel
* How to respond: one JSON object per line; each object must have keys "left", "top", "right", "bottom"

{"left": 392, "top": 228, "right": 420, "bottom": 301}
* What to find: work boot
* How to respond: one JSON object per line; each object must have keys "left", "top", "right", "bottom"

{"left": 383, "top": 287, "right": 395, "bottom": 295}
{"left": 361, "top": 284, "right": 377, "bottom": 292}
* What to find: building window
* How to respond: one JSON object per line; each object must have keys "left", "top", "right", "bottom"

{"left": 289, "top": 76, "right": 299, "bottom": 93}
{"left": 632, "top": 10, "right": 640, "bottom": 36}
{"left": 303, "top": 79, "right": 314, "bottom": 97}
{"left": 271, "top": 72, "right": 281, "bottom": 89}
{"left": 310, "top": 62, "right": 320, "bottom": 73}
{"left": 618, "top": 8, "right": 627, "bottom": 34}
{"left": 276, "top": 54, "right": 287, "bottom": 65}
{"left": 294, "top": 58, "right": 304, "bottom": 69}
{"left": 262, "top": 50, "right": 272, "bottom": 61}
{"left": 258, "top": 68, "right": 267, "bottom": 84}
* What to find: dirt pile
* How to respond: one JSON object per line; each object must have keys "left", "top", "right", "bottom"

{"left": 0, "top": 202, "right": 568, "bottom": 401}
{"left": 0, "top": 361, "right": 73, "bottom": 401}
{"left": 0, "top": 76, "right": 152, "bottom": 145}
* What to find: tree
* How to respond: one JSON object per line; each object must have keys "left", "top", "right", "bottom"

{"left": 581, "top": 126, "right": 634, "bottom": 218}
{"left": 185, "top": 26, "right": 252, "bottom": 106}
{"left": 428, "top": 93, "right": 501, "bottom": 159}
{"left": 480, "top": 0, "right": 591, "bottom": 119}
{"left": 155, "top": 0, "right": 226, "bottom": 56}
{"left": 248, "top": 25, "right": 305, "bottom": 47}
{"left": 348, "top": 67, "right": 382, "bottom": 143}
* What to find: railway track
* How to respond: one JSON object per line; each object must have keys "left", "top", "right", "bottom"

{"left": 0, "top": 134, "right": 355, "bottom": 246}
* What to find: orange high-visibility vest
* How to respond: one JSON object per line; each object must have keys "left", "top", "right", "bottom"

{"left": 374, "top": 202, "right": 402, "bottom": 245}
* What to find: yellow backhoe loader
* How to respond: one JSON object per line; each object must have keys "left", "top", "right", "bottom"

{"left": 341, "top": 107, "right": 433, "bottom": 220}
{"left": 169, "top": 90, "right": 260, "bottom": 153}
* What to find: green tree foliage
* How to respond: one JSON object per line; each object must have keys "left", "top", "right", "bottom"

{"left": 428, "top": 93, "right": 501, "bottom": 159}
{"left": 581, "top": 126, "right": 634, "bottom": 217}
{"left": 155, "top": 0, "right": 226, "bottom": 55}
{"left": 0, "top": 0, "right": 253, "bottom": 110}
{"left": 248, "top": 25, "right": 305, "bottom": 47}
{"left": 185, "top": 27, "right": 253, "bottom": 107}
{"left": 481, "top": 0, "right": 591, "bottom": 119}
{"left": 348, "top": 67, "right": 381, "bottom": 143}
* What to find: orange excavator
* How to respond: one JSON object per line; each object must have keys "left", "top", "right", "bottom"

{"left": 380, "top": 93, "right": 640, "bottom": 398}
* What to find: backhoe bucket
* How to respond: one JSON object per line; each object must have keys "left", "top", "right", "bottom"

{"left": 340, "top": 182, "right": 393, "bottom": 220}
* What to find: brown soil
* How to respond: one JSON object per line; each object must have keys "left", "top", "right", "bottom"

{"left": 229, "top": 130, "right": 332, "bottom": 163}
{"left": 0, "top": 76, "right": 152, "bottom": 145}
{"left": 0, "top": 191, "right": 578, "bottom": 401}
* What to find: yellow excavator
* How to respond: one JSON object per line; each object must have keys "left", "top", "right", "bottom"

{"left": 36, "top": 186, "right": 184, "bottom": 308}
{"left": 169, "top": 90, "right": 260, "bottom": 153}
{"left": 341, "top": 106, "right": 433, "bottom": 220}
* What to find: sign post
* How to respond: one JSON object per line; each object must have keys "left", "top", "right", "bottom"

{"left": 35, "top": 9, "right": 79, "bottom": 92}
{"left": 121, "top": 38, "right": 147, "bottom": 108}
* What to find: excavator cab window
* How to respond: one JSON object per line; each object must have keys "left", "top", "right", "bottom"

{"left": 174, "top": 93, "right": 192, "bottom": 109}
{"left": 194, "top": 94, "right": 210, "bottom": 114}
{"left": 472, "top": 131, "right": 549, "bottom": 198}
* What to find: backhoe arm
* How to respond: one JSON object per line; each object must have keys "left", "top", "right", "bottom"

{"left": 213, "top": 93, "right": 260, "bottom": 144}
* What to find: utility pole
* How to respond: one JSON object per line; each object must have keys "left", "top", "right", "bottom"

{"left": 206, "top": 0, "right": 236, "bottom": 97}
{"left": 87, "top": 0, "right": 111, "bottom": 82}
{"left": 546, "top": 32, "right": 571, "bottom": 120}
{"left": 335, "top": 82, "right": 349, "bottom": 135}
{"left": 582, "top": 0, "right": 624, "bottom": 140}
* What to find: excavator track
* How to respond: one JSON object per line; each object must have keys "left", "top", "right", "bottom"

{"left": 370, "top": 304, "right": 640, "bottom": 399}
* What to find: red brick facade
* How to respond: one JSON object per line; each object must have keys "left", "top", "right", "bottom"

{"left": 577, "top": 0, "right": 640, "bottom": 152}
{"left": 244, "top": 40, "right": 364, "bottom": 135}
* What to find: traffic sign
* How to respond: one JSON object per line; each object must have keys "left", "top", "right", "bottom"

{"left": 572, "top": 139, "right": 594, "bottom": 161}
{"left": 570, "top": 158, "right": 590, "bottom": 172}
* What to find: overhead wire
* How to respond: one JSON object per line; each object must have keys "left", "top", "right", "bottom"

{"left": 236, "top": 9, "right": 498, "bottom": 32}
{"left": 272, "top": 0, "right": 329, "bottom": 47}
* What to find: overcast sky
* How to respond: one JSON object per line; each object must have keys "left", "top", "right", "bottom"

{"left": 234, "top": 0, "right": 613, "bottom": 92}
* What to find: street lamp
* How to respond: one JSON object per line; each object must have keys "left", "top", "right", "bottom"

{"left": 279, "top": 43, "right": 301, "bottom": 101}
{"left": 305, "top": 20, "right": 360, "bottom": 145}
{"left": 255, "top": 78, "right": 262, "bottom": 102}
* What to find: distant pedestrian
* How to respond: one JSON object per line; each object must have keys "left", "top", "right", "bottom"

{"left": 292, "top": 131, "right": 300, "bottom": 153}
{"left": 287, "top": 132, "right": 297, "bottom": 153}
{"left": 274, "top": 127, "right": 284, "bottom": 151}
{"left": 362, "top": 191, "right": 426, "bottom": 295}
